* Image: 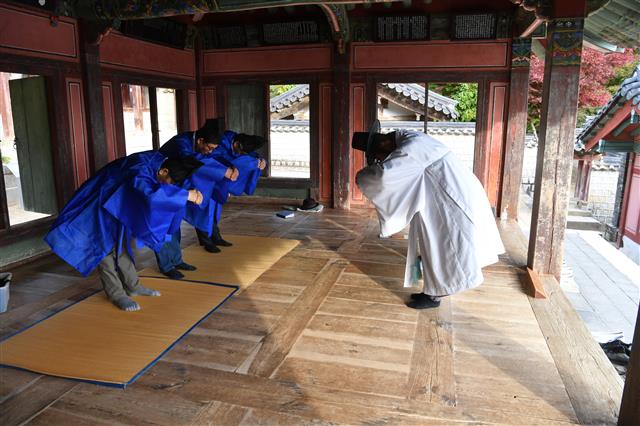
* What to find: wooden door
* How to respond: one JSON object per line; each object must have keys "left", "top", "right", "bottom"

{"left": 9, "top": 76, "right": 57, "bottom": 215}
{"left": 226, "top": 84, "right": 268, "bottom": 170}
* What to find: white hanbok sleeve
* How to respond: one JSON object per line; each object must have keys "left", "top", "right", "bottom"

{"left": 355, "top": 149, "right": 426, "bottom": 237}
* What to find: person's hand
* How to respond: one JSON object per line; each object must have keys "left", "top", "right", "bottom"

{"left": 225, "top": 167, "right": 239, "bottom": 181}
{"left": 258, "top": 158, "right": 267, "bottom": 170}
{"left": 188, "top": 189, "right": 203, "bottom": 205}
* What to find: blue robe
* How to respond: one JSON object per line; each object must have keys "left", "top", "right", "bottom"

{"left": 189, "top": 131, "right": 262, "bottom": 231}
{"left": 159, "top": 132, "right": 229, "bottom": 233}
{"left": 44, "top": 151, "right": 188, "bottom": 276}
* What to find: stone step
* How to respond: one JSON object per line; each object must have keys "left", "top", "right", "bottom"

{"left": 568, "top": 208, "right": 593, "bottom": 217}
{"left": 566, "top": 215, "right": 604, "bottom": 232}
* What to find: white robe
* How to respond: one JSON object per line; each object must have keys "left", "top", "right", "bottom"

{"left": 356, "top": 131, "right": 505, "bottom": 296}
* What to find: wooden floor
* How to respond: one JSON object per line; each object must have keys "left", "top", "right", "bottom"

{"left": 0, "top": 205, "right": 623, "bottom": 425}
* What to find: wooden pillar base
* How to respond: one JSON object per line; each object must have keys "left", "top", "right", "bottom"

{"left": 525, "top": 267, "right": 547, "bottom": 299}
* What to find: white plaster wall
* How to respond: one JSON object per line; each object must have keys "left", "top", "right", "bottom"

{"left": 521, "top": 145, "right": 538, "bottom": 193}
{"left": 433, "top": 134, "right": 475, "bottom": 171}
{"left": 269, "top": 130, "right": 310, "bottom": 178}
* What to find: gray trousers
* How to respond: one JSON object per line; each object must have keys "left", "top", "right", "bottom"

{"left": 98, "top": 241, "right": 142, "bottom": 301}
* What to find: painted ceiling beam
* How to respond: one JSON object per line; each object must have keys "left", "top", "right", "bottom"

{"left": 67, "top": 1, "right": 397, "bottom": 53}
{"left": 70, "top": 0, "right": 391, "bottom": 20}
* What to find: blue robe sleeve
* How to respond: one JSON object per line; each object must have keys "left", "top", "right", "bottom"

{"left": 103, "top": 156, "right": 189, "bottom": 252}
{"left": 185, "top": 157, "right": 229, "bottom": 206}
{"left": 227, "top": 155, "right": 261, "bottom": 196}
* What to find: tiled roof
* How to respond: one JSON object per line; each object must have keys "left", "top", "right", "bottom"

{"left": 585, "top": 0, "right": 640, "bottom": 50}
{"left": 381, "top": 83, "right": 459, "bottom": 120}
{"left": 269, "top": 83, "right": 460, "bottom": 119}
{"left": 271, "top": 120, "right": 477, "bottom": 136}
{"left": 270, "top": 84, "right": 310, "bottom": 114}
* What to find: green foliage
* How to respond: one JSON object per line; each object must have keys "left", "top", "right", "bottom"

{"left": 269, "top": 84, "right": 297, "bottom": 98}
{"left": 431, "top": 83, "right": 478, "bottom": 122}
{"left": 1, "top": 156, "right": 10, "bottom": 165}
{"left": 606, "top": 59, "right": 640, "bottom": 95}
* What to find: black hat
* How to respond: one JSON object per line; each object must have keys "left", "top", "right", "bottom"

{"left": 196, "top": 118, "right": 224, "bottom": 145}
{"left": 299, "top": 197, "right": 319, "bottom": 211}
{"left": 162, "top": 156, "right": 204, "bottom": 185}
{"left": 351, "top": 120, "right": 381, "bottom": 165}
{"left": 235, "top": 134, "right": 266, "bottom": 153}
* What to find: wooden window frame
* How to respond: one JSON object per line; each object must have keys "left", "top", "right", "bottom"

{"left": 217, "top": 78, "right": 319, "bottom": 194}
{"left": 0, "top": 69, "right": 61, "bottom": 245}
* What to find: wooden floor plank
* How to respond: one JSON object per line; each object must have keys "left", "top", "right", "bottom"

{"left": 407, "top": 297, "right": 455, "bottom": 406}
{"left": 317, "top": 296, "right": 417, "bottom": 323}
{"left": 306, "top": 313, "right": 416, "bottom": 343}
{"left": 49, "top": 383, "right": 205, "bottom": 426}
{"left": 191, "top": 401, "right": 250, "bottom": 426}
{"left": 0, "top": 376, "right": 77, "bottom": 426}
{"left": 247, "top": 260, "right": 347, "bottom": 377}
{"left": 274, "top": 358, "right": 409, "bottom": 397}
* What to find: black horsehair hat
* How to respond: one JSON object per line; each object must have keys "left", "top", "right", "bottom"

{"left": 196, "top": 117, "right": 224, "bottom": 145}
{"left": 351, "top": 120, "right": 381, "bottom": 165}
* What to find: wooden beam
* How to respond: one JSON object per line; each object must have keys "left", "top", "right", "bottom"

{"left": 247, "top": 259, "right": 347, "bottom": 376}
{"left": 530, "top": 274, "right": 623, "bottom": 424}
{"left": 500, "top": 38, "right": 531, "bottom": 220}
{"left": 618, "top": 304, "right": 640, "bottom": 425}
{"left": 407, "top": 297, "right": 455, "bottom": 406}
{"left": 78, "top": 19, "right": 108, "bottom": 173}
{"left": 528, "top": 17, "right": 584, "bottom": 279}
{"left": 584, "top": 101, "right": 633, "bottom": 150}
{"left": 148, "top": 86, "right": 159, "bottom": 150}
{"left": 498, "top": 219, "right": 623, "bottom": 424}
{"left": 520, "top": 18, "right": 544, "bottom": 38}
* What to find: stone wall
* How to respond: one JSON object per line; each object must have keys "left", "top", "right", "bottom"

{"left": 586, "top": 169, "right": 621, "bottom": 225}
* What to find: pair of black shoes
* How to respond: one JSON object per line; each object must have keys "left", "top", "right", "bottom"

{"left": 162, "top": 262, "right": 197, "bottom": 280}
{"left": 199, "top": 225, "right": 232, "bottom": 253}
{"left": 407, "top": 293, "right": 441, "bottom": 309}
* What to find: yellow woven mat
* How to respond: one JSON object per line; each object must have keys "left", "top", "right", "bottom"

{"left": 140, "top": 235, "right": 299, "bottom": 290}
{"left": 0, "top": 277, "right": 236, "bottom": 387}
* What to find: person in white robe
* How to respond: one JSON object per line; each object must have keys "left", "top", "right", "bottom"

{"left": 354, "top": 125, "right": 505, "bottom": 309}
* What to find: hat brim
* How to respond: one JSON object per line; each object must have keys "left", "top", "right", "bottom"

{"left": 365, "top": 120, "right": 381, "bottom": 165}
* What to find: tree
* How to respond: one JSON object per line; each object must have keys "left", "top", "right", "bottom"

{"left": 269, "top": 84, "right": 296, "bottom": 98}
{"left": 528, "top": 47, "right": 637, "bottom": 129}
{"left": 430, "top": 83, "right": 478, "bottom": 122}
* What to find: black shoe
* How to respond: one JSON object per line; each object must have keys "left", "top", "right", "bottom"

{"left": 406, "top": 294, "right": 441, "bottom": 309}
{"left": 212, "top": 238, "right": 232, "bottom": 247}
{"left": 176, "top": 262, "right": 197, "bottom": 271}
{"left": 410, "top": 293, "right": 423, "bottom": 300}
{"left": 162, "top": 268, "right": 184, "bottom": 280}
{"left": 203, "top": 243, "right": 221, "bottom": 253}
{"left": 212, "top": 224, "right": 232, "bottom": 247}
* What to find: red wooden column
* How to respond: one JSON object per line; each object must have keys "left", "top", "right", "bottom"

{"left": 78, "top": 20, "right": 109, "bottom": 173}
{"left": 332, "top": 47, "right": 351, "bottom": 209}
{"left": 500, "top": 38, "right": 531, "bottom": 220}
{"left": 527, "top": 17, "right": 585, "bottom": 279}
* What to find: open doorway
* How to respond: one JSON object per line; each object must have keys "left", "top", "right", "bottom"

{"left": 376, "top": 81, "right": 478, "bottom": 171}
{"left": 0, "top": 72, "right": 57, "bottom": 227}
{"left": 121, "top": 83, "right": 152, "bottom": 154}
{"left": 269, "top": 84, "right": 311, "bottom": 179}
{"left": 156, "top": 87, "right": 178, "bottom": 145}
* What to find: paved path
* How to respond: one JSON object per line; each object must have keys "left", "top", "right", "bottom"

{"left": 563, "top": 230, "right": 639, "bottom": 343}
{"left": 519, "top": 191, "right": 639, "bottom": 343}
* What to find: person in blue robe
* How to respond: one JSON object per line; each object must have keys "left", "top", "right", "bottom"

{"left": 156, "top": 119, "right": 238, "bottom": 277}
{"left": 44, "top": 151, "right": 204, "bottom": 311}
{"left": 189, "top": 131, "right": 266, "bottom": 251}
